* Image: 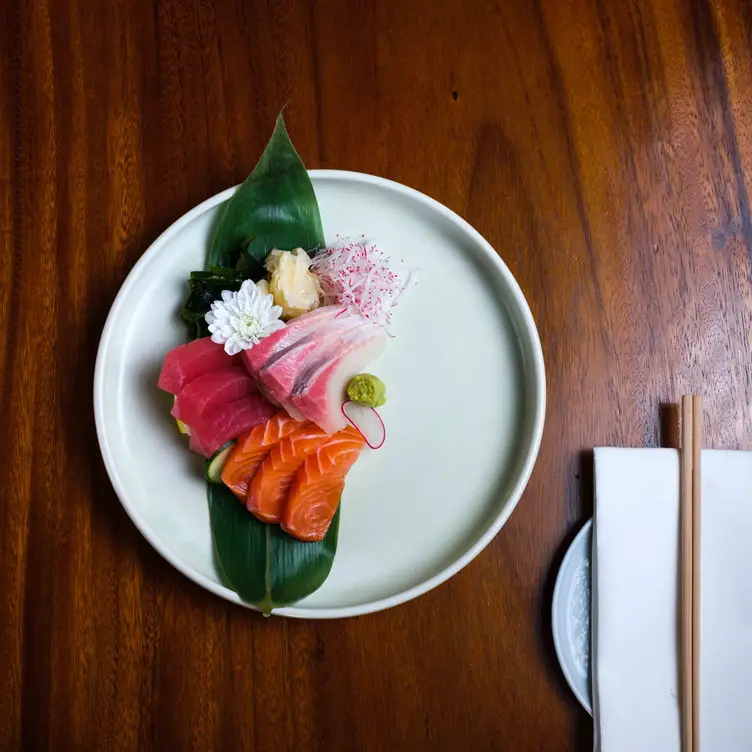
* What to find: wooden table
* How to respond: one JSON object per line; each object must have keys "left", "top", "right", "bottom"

{"left": 2, "top": 0, "right": 751, "bottom": 749}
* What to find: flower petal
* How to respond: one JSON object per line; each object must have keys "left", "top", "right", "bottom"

{"left": 201, "top": 275, "right": 285, "bottom": 351}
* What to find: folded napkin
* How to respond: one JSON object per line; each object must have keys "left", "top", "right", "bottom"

{"left": 593, "top": 448, "right": 752, "bottom": 752}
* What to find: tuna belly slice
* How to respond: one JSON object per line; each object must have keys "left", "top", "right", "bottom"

{"left": 171, "top": 367, "right": 257, "bottom": 426}
{"left": 241, "top": 306, "right": 343, "bottom": 375}
{"left": 158, "top": 337, "right": 235, "bottom": 395}
{"left": 258, "top": 315, "right": 367, "bottom": 410}
{"left": 189, "top": 394, "right": 276, "bottom": 457}
{"left": 291, "top": 324, "right": 387, "bottom": 433}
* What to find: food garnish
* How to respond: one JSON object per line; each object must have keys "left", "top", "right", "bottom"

{"left": 206, "top": 279, "right": 285, "bottom": 355}
{"left": 311, "top": 237, "right": 415, "bottom": 329}
{"left": 341, "top": 401, "right": 386, "bottom": 450}
{"left": 265, "top": 248, "right": 322, "bottom": 319}
{"left": 346, "top": 373, "right": 387, "bottom": 407}
{"left": 205, "top": 442, "right": 235, "bottom": 484}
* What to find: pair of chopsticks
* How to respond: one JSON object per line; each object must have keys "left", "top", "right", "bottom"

{"left": 680, "top": 395, "right": 702, "bottom": 752}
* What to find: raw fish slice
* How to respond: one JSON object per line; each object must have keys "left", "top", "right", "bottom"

{"left": 171, "top": 368, "right": 257, "bottom": 426}
{"left": 258, "top": 313, "right": 366, "bottom": 408}
{"left": 158, "top": 337, "right": 234, "bottom": 395}
{"left": 282, "top": 427, "right": 365, "bottom": 542}
{"left": 291, "top": 324, "right": 387, "bottom": 433}
{"left": 220, "top": 413, "right": 300, "bottom": 500}
{"left": 247, "top": 423, "right": 331, "bottom": 523}
{"left": 188, "top": 394, "right": 276, "bottom": 457}
{"left": 241, "top": 306, "right": 342, "bottom": 375}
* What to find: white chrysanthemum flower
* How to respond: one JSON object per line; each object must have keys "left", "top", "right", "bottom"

{"left": 205, "top": 279, "right": 285, "bottom": 355}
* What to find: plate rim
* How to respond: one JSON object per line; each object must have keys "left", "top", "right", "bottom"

{"left": 552, "top": 518, "right": 593, "bottom": 713}
{"left": 94, "top": 169, "right": 547, "bottom": 619}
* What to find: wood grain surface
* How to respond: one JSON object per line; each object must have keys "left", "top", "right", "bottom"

{"left": 2, "top": 0, "right": 752, "bottom": 749}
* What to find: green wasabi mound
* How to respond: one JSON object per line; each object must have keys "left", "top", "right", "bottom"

{"left": 346, "top": 373, "right": 387, "bottom": 408}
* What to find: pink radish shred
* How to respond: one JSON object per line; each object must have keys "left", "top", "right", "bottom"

{"left": 341, "top": 401, "right": 386, "bottom": 450}
{"left": 311, "top": 237, "right": 416, "bottom": 332}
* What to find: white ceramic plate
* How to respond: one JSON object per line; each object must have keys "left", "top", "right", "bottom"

{"left": 552, "top": 519, "right": 592, "bottom": 712}
{"left": 94, "top": 170, "right": 546, "bottom": 618}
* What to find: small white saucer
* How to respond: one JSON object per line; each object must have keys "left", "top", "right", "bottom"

{"left": 552, "top": 519, "right": 592, "bottom": 713}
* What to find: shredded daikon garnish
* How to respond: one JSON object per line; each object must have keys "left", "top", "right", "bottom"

{"left": 311, "top": 236, "right": 415, "bottom": 330}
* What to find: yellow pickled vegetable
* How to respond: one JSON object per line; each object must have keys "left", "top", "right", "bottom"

{"left": 265, "top": 248, "right": 321, "bottom": 319}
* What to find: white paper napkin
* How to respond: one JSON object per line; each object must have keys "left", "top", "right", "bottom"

{"left": 593, "top": 448, "right": 752, "bottom": 752}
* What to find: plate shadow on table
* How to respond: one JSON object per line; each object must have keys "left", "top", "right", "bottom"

{"left": 539, "top": 450, "right": 594, "bottom": 750}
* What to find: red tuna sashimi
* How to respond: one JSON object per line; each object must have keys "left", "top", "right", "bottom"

{"left": 158, "top": 337, "right": 234, "bottom": 395}
{"left": 291, "top": 324, "right": 387, "bottom": 433}
{"left": 258, "top": 314, "right": 367, "bottom": 410}
{"left": 189, "top": 394, "right": 276, "bottom": 457}
{"left": 171, "top": 368, "right": 257, "bottom": 427}
{"left": 241, "top": 306, "right": 343, "bottom": 375}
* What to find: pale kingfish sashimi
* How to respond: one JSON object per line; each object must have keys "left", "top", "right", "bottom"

{"left": 290, "top": 324, "right": 387, "bottom": 433}
{"left": 241, "top": 306, "right": 342, "bottom": 375}
{"left": 257, "top": 312, "right": 367, "bottom": 414}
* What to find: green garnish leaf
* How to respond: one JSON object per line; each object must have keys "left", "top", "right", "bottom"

{"left": 209, "top": 112, "right": 325, "bottom": 268}
{"left": 199, "top": 113, "right": 334, "bottom": 613}
{"left": 179, "top": 113, "right": 320, "bottom": 340}
{"left": 180, "top": 271, "right": 244, "bottom": 340}
{"left": 208, "top": 484, "right": 339, "bottom": 614}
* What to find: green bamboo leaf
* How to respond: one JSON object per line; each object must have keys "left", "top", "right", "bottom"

{"left": 209, "top": 484, "right": 339, "bottom": 614}
{"left": 209, "top": 112, "right": 325, "bottom": 268}
{"left": 204, "top": 113, "right": 335, "bottom": 614}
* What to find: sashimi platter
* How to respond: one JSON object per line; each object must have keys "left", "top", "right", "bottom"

{"left": 95, "top": 114, "right": 546, "bottom": 617}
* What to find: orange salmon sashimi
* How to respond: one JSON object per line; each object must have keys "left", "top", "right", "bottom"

{"left": 221, "top": 413, "right": 300, "bottom": 501}
{"left": 282, "top": 426, "right": 366, "bottom": 542}
{"left": 247, "top": 423, "right": 332, "bottom": 523}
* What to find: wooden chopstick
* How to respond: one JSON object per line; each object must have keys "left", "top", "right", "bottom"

{"left": 691, "top": 395, "right": 702, "bottom": 751}
{"left": 680, "top": 394, "right": 702, "bottom": 752}
{"left": 680, "top": 395, "right": 694, "bottom": 752}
